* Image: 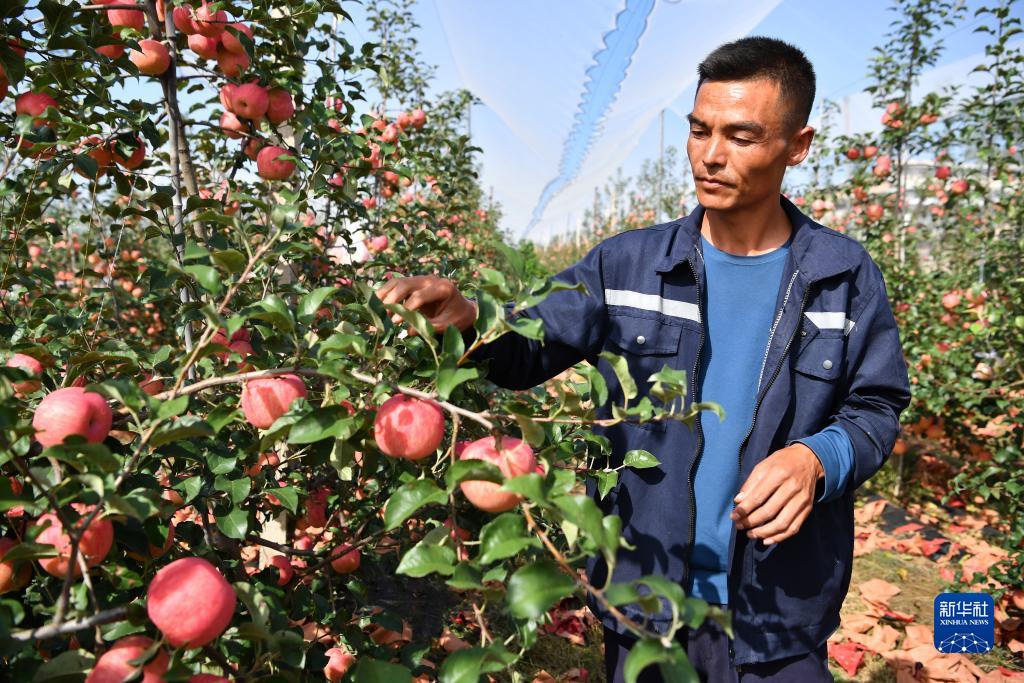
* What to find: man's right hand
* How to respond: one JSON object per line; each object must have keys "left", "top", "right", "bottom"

{"left": 375, "top": 275, "right": 478, "bottom": 334}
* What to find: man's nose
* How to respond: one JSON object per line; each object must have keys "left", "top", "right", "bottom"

{"left": 702, "top": 135, "right": 726, "bottom": 169}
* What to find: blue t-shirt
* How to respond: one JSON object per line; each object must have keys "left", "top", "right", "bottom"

{"left": 688, "top": 233, "right": 854, "bottom": 605}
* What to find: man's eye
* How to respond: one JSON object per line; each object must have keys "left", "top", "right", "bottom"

{"left": 733, "top": 137, "right": 754, "bottom": 145}
{"left": 690, "top": 129, "right": 708, "bottom": 137}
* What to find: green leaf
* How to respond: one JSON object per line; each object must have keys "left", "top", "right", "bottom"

{"left": 298, "top": 286, "right": 338, "bottom": 322}
{"left": 441, "top": 324, "right": 465, "bottom": 359}
{"left": 624, "top": 638, "right": 698, "bottom": 683}
{"left": 513, "top": 413, "right": 545, "bottom": 448}
{"left": 2, "top": 542, "right": 58, "bottom": 562}
{"left": 287, "top": 408, "right": 357, "bottom": 444}
{"left": 600, "top": 351, "right": 637, "bottom": 400}
{"left": 214, "top": 476, "right": 251, "bottom": 504}
{"left": 623, "top": 449, "right": 660, "bottom": 469}
{"left": 445, "top": 459, "right": 503, "bottom": 491}
{"left": 435, "top": 359, "right": 480, "bottom": 401}
{"left": 156, "top": 394, "right": 189, "bottom": 420}
{"left": 478, "top": 513, "right": 540, "bottom": 564}
{"left": 352, "top": 659, "right": 412, "bottom": 683}
{"left": 150, "top": 416, "right": 213, "bottom": 448}
{"left": 184, "top": 264, "right": 223, "bottom": 295}
{"left": 212, "top": 249, "right": 246, "bottom": 274}
{"left": 251, "top": 294, "right": 294, "bottom": 333}
{"left": 446, "top": 562, "right": 484, "bottom": 591}
{"left": 214, "top": 506, "right": 249, "bottom": 539}
{"left": 437, "top": 645, "right": 516, "bottom": 683}
{"left": 505, "top": 561, "right": 576, "bottom": 620}
{"left": 174, "top": 476, "right": 203, "bottom": 504}
{"left": 383, "top": 480, "right": 448, "bottom": 530}
{"left": 594, "top": 469, "right": 618, "bottom": 499}
{"left": 396, "top": 542, "right": 456, "bottom": 578}
{"left": 269, "top": 485, "right": 299, "bottom": 513}
{"left": 32, "top": 649, "right": 95, "bottom": 682}
{"left": 384, "top": 303, "right": 437, "bottom": 347}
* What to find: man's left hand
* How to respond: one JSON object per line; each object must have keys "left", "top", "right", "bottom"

{"left": 730, "top": 443, "right": 824, "bottom": 546}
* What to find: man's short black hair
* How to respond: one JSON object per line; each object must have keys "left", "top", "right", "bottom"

{"left": 696, "top": 37, "right": 816, "bottom": 131}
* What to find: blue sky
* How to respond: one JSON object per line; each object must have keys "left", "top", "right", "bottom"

{"left": 340, "top": 0, "right": 1017, "bottom": 241}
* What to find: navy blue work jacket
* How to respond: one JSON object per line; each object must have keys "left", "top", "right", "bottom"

{"left": 470, "top": 195, "right": 911, "bottom": 666}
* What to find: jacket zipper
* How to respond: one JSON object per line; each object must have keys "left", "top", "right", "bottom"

{"left": 726, "top": 279, "right": 810, "bottom": 666}
{"left": 736, "top": 281, "right": 812, "bottom": 505}
{"left": 681, "top": 255, "right": 706, "bottom": 598}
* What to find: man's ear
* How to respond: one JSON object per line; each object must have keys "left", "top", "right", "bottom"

{"left": 787, "top": 125, "right": 815, "bottom": 166}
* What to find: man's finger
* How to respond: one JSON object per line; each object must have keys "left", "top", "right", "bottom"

{"left": 761, "top": 505, "right": 812, "bottom": 546}
{"left": 733, "top": 482, "right": 789, "bottom": 530}
{"left": 745, "top": 495, "right": 803, "bottom": 540}
{"left": 731, "top": 464, "right": 784, "bottom": 520}
{"left": 378, "top": 278, "right": 416, "bottom": 306}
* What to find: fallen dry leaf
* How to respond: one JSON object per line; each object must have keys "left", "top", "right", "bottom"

{"left": 860, "top": 578, "right": 902, "bottom": 611}
{"left": 828, "top": 641, "right": 866, "bottom": 677}
{"left": 902, "top": 624, "right": 934, "bottom": 649}
{"left": 893, "top": 522, "right": 925, "bottom": 534}
{"left": 856, "top": 499, "right": 888, "bottom": 524}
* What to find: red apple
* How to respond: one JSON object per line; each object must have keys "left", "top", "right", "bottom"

{"left": 845, "top": 147, "right": 860, "bottom": 160}
{"left": 85, "top": 635, "right": 169, "bottom": 683}
{"left": 458, "top": 435, "right": 537, "bottom": 513}
{"left": 139, "top": 373, "right": 165, "bottom": 396}
{"left": 266, "top": 88, "right": 295, "bottom": 124}
{"left": 324, "top": 647, "right": 356, "bottom": 682}
{"left": 244, "top": 135, "right": 263, "bottom": 160}
{"left": 866, "top": 204, "right": 884, "bottom": 221}
{"left": 862, "top": 145, "right": 878, "bottom": 159}
{"left": 188, "top": 32, "right": 219, "bottom": 59}
{"left": 270, "top": 555, "right": 293, "bottom": 585}
{"left": 410, "top": 109, "right": 426, "bottom": 129}
{"left": 220, "top": 111, "right": 247, "bottom": 139}
{"left": 396, "top": 111, "right": 412, "bottom": 130}
{"left": 95, "top": 41, "right": 126, "bottom": 59}
{"left": 193, "top": 3, "right": 228, "bottom": 37}
{"left": 220, "top": 22, "right": 253, "bottom": 54}
{"left": 106, "top": 7, "right": 145, "bottom": 31}
{"left": 935, "top": 166, "right": 951, "bottom": 180}
{"left": 75, "top": 135, "right": 114, "bottom": 178}
{"left": 173, "top": 5, "right": 198, "bottom": 34}
{"left": 216, "top": 46, "right": 249, "bottom": 77}
{"left": 35, "top": 504, "right": 114, "bottom": 578}
{"left": 241, "top": 374, "right": 307, "bottom": 429}
{"left": 219, "top": 83, "right": 237, "bottom": 112}
{"left": 7, "top": 353, "right": 43, "bottom": 395}
{"left": 380, "top": 123, "right": 400, "bottom": 144}
{"left": 373, "top": 395, "right": 445, "bottom": 460}
{"left": 330, "top": 543, "right": 361, "bottom": 574}
{"left": 256, "top": 145, "right": 296, "bottom": 181}
{"left": 130, "top": 39, "right": 170, "bottom": 76}
{"left": 942, "top": 291, "right": 962, "bottom": 310}
{"left": 230, "top": 82, "right": 269, "bottom": 120}
{"left": 872, "top": 155, "right": 891, "bottom": 178}
{"left": 148, "top": 557, "right": 237, "bottom": 648}
{"left": 15, "top": 92, "right": 58, "bottom": 126}
{"left": 111, "top": 135, "right": 146, "bottom": 170}
{"left": 950, "top": 179, "right": 968, "bottom": 195}
{"left": 32, "top": 387, "right": 113, "bottom": 448}
{"left": 0, "top": 537, "right": 30, "bottom": 594}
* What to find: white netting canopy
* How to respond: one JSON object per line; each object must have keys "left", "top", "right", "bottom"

{"left": 426, "top": 0, "right": 1011, "bottom": 243}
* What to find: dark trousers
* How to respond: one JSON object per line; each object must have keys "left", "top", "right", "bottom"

{"left": 603, "top": 616, "right": 832, "bottom": 683}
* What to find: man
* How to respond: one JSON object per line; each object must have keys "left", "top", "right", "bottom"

{"left": 377, "top": 37, "right": 911, "bottom": 682}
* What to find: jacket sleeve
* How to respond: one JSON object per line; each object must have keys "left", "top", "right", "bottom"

{"left": 831, "top": 269, "right": 912, "bottom": 492}
{"left": 467, "top": 243, "right": 609, "bottom": 390}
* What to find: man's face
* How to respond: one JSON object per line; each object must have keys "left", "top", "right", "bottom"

{"left": 686, "top": 79, "right": 812, "bottom": 212}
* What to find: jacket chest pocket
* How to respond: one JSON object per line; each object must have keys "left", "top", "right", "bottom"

{"left": 794, "top": 329, "right": 845, "bottom": 381}
{"left": 606, "top": 314, "right": 686, "bottom": 431}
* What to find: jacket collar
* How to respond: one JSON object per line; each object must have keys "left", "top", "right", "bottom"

{"left": 654, "top": 195, "right": 857, "bottom": 282}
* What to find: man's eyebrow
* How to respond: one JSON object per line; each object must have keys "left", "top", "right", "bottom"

{"left": 686, "top": 114, "right": 766, "bottom": 136}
